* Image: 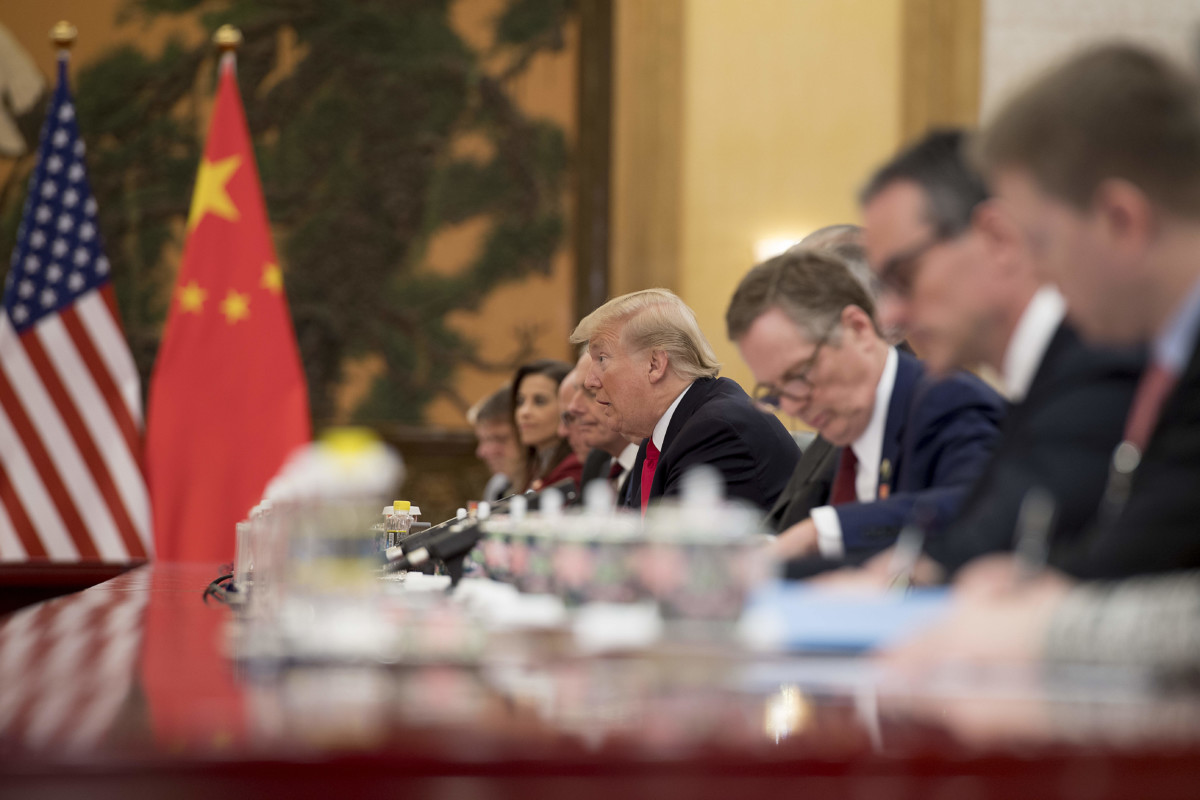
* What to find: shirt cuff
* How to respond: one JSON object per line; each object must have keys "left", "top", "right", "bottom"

{"left": 809, "top": 505, "right": 845, "bottom": 559}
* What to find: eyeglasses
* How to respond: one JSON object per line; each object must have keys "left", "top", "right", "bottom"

{"left": 877, "top": 231, "right": 951, "bottom": 299}
{"left": 752, "top": 323, "right": 837, "bottom": 409}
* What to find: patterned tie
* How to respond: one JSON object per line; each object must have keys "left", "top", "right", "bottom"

{"left": 829, "top": 447, "right": 859, "bottom": 505}
{"left": 1123, "top": 362, "right": 1178, "bottom": 452}
{"left": 640, "top": 440, "right": 660, "bottom": 514}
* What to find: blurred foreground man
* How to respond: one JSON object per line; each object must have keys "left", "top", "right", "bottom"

{"left": 570, "top": 289, "right": 799, "bottom": 513}
{"left": 859, "top": 129, "right": 1142, "bottom": 576}
{"left": 980, "top": 45, "right": 1200, "bottom": 579}
{"left": 726, "top": 251, "right": 1005, "bottom": 570}
{"left": 885, "top": 44, "right": 1200, "bottom": 673}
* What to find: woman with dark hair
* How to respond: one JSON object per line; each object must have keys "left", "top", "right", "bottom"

{"left": 510, "top": 359, "right": 583, "bottom": 493}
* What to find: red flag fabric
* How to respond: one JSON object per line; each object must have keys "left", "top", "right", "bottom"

{"left": 146, "top": 54, "right": 310, "bottom": 562}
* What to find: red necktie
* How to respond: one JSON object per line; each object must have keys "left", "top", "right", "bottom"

{"left": 1123, "top": 363, "right": 1178, "bottom": 452}
{"left": 640, "top": 441, "right": 660, "bottom": 514}
{"left": 830, "top": 447, "right": 858, "bottom": 505}
{"left": 608, "top": 459, "right": 623, "bottom": 482}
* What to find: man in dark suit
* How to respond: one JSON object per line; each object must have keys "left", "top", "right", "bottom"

{"left": 975, "top": 46, "right": 1200, "bottom": 579}
{"left": 569, "top": 289, "right": 799, "bottom": 513}
{"left": 726, "top": 249, "right": 1005, "bottom": 567}
{"left": 873, "top": 46, "right": 1200, "bottom": 673}
{"left": 858, "top": 129, "right": 1143, "bottom": 577}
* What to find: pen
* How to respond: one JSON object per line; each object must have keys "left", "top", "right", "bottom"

{"left": 1013, "top": 486, "right": 1057, "bottom": 584}
{"left": 885, "top": 501, "right": 936, "bottom": 594}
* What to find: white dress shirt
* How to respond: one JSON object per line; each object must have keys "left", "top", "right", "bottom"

{"left": 809, "top": 347, "right": 899, "bottom": 558}
{"left": 615, "top": 441, "right": 640, "bottom": 493}
{"left": 651, "top": 383, "right": 692, "bottom": 452}
{"left": 1002, "top": 286, "right": 1066, "bottom": 402}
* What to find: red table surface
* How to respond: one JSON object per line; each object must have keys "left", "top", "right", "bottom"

{"left": 1, "top": 563, "right": 1199, "bottom": 799}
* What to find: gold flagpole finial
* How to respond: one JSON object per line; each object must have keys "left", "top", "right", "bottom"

{"left": 50, "top": 21, "right": 78, "bottom": 50}
{"left": 213, "top": 25, "right": 243, "bottom": 53}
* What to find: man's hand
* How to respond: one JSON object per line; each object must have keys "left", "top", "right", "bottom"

{"left": 878, "top": 555, "right": 1074, "bottom": 672}
{"left": 771, "top": 517, "right": 821, "bottom": 560}
{"left": 811, "top": 546, "right": 946, "bottom": 593}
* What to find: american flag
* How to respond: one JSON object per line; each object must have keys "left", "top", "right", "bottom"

{"left": 0, "top": 54, "right": 151, "bottom": 562}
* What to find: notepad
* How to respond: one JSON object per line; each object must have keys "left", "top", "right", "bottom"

{"left": 738, "top": 582, "right": 951, "bottom": 653}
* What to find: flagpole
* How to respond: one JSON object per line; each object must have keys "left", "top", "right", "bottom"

{"left": 50, "top": 20, "right": 77, "bottom": 50}
{"left": 214, "top": 24, "right": 242, "bottom": 75}
{"left": 50, "top": 20, "right": 77, "bottom": 79}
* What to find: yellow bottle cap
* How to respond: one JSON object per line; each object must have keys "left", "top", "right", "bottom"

{"left": 394, "top": 500, "right": 411, "bottom": 511}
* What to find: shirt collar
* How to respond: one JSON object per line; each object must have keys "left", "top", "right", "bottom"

{"left": 652, "top": 382, "right": 693, "bottom": 452}
{"left": 1002, "top": 285, "right": 1066, "bottom": 401}
{"left": 850, "top": 347, "right": 898, "bottom": 467}
{"left": 1154, "top": 275, "right": 1200, "bottom": 374}
{"left": 617, "top": 442, "right": 640, "bottom": 471}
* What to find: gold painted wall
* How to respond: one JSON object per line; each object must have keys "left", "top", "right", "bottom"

{"left": 679, "top": 0, "right": 905, "bottom": 395}
{"left": 613, "top": 0, "right": 979, "bottom": 404}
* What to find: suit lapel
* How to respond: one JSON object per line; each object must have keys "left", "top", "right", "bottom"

{"left": 766, "top": 436, "right": 837, "bottom": 527}
{"left": 625, "top": 438, "right": 650, "bottom": 508}
{"left": 650, "top": 378, "right": 716, "bottom": 498}
{"left": 881, "top": 351, "right": 923, "bottom": 494}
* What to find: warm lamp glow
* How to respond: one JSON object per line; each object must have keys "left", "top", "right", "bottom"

{"left": 753, "top": 235, "right": 808, "bottom": 263}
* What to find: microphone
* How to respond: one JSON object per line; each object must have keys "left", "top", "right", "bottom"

{"left": 381, "top": 478, "right": 579, "bottom": 586}
{"left": 381, "top": 478, "right": 579, "bottom": 563}
{"left": 383, "top": 517, "right": 482, "bottom": 587}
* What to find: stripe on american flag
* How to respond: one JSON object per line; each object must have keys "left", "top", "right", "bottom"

{"left": 0, "top": 371, "right": 78, "bottom": 561}
{"left": 29, "top": 318, "right": 148, "bottom": 557}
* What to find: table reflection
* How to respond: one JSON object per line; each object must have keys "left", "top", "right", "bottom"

{"left": 3, "top": 563, "right": 1200, "bottom": 771}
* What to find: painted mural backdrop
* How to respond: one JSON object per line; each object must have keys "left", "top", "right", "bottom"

{"left": 0, "top": 0, "right": 577, "bottom": 428}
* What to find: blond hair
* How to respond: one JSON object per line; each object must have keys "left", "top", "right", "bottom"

{"left": 570, "top": 289, "right": 721, "bottom": 381}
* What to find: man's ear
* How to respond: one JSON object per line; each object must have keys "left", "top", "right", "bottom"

{"left": 647, "top": 349, "right": 670, "bottom": 384}
{"left": 840, "top": 304, "right": 876, "bottom": 343}
{"left": 1092, "top": 178, "right": 1156, "bottom": 260}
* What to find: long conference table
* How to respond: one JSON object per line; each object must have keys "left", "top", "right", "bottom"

{"left": 2, "top": 563, "right": 1200, "bottom": 798}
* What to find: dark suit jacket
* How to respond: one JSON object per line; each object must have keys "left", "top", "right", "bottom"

{"left": 1054, "top": 325, "right": 1200, "bottom": 579}
{"left": 930, "top": 322, "right": 1143, "bottom": 575}
{"left": 580, "top": 448, "right": 614, "bottom": 489}
{"left": 625, "top": 377, "right": 800, "bottom": 513}
{"left": 770, "top": 350, "right": 1005, "bottom": 566}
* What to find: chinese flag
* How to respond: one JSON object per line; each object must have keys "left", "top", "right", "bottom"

{"left": 146, "top": 54, "right": 310, "bottom": 562}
